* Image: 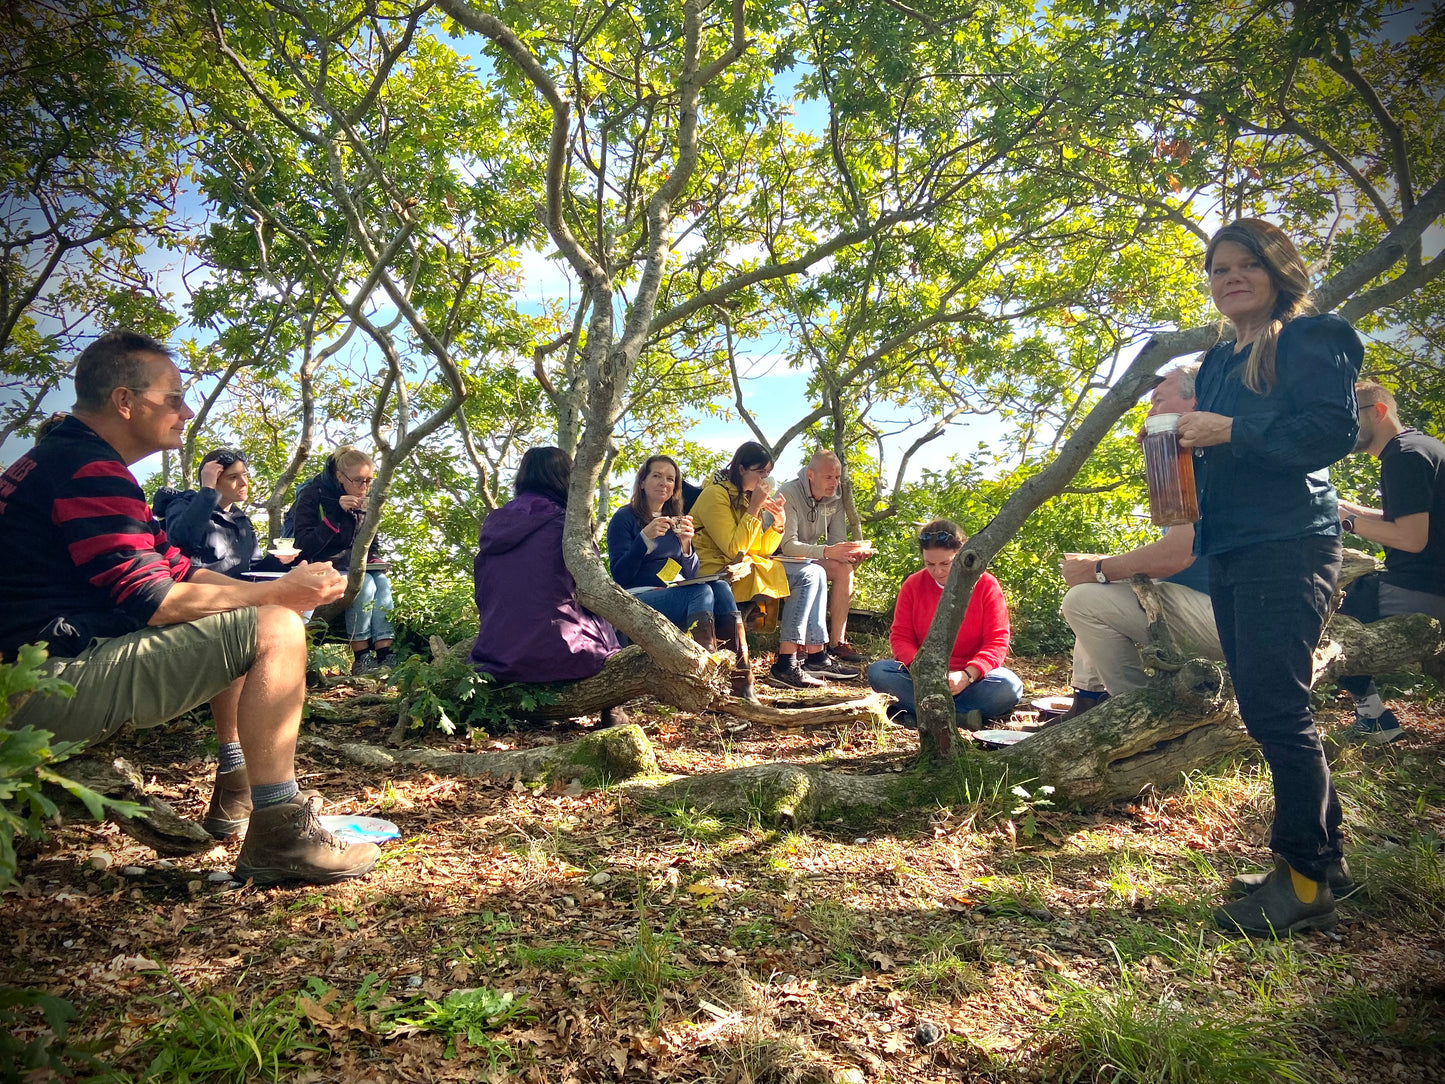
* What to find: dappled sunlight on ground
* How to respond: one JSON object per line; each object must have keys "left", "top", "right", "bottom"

{"left": 4, "top": 651, "right": 1444, "bottom": 1082}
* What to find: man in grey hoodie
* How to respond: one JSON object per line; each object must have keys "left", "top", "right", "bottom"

{"left": 777, "top": 450, "right": 875, "bottom": 665}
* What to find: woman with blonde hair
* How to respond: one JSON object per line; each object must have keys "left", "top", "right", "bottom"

{"left": 1177, "top": 219, "right": 1363, "bottom": 936}
{"left": 292, "top": 446, "right": 396, "bottom": 674}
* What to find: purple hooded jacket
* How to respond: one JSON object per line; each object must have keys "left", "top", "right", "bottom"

{"left": 470, "top": 492, "right": 619, "bottom": 682}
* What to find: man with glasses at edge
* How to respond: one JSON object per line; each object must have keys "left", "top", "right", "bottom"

{"left": 0, "top": 330, "right": 379, "bottom": 885}
{"left": 1333, "top": 380, "right": 1445, "bottom": 743}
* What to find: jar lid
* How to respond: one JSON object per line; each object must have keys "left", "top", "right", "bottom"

{"left": 1144, "top": 412, "right": 1180, "bottom": 434}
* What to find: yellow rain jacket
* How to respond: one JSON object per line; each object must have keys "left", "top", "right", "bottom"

{"left": 691, "top": 478, "right": 789, "bottom": 602}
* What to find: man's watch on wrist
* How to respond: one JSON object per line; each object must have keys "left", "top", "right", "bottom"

{"left": 1341, "top": 515, "right": 1356, "bottom": 534}
{"left": 1094, "top": 560, "right": 1109, "bottom": 584}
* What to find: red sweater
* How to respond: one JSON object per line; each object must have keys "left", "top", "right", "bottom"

{"left": 889, "top": 568, "right": 1011, "bottom": 676}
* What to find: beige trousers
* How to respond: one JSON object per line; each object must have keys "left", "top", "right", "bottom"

{"left": 1062, "top": 581, "right": 1222, "bottom": 695}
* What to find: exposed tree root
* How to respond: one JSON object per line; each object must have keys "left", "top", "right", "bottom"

{"left": 46, "top": 756, "right": 217, "bottom": 856}
{"left": 306, "top": 723, "right": 659, "bottom": 788}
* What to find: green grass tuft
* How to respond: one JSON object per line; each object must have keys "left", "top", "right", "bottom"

{"left": 123, "top": 982, "right": 324, "bottom": 1084}
{"left": 1049, "top": 975, "right": 1311, "bottom": 1084}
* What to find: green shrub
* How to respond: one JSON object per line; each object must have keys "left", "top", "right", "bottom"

{"left": 0, "top": 985, "right": 107, "bottom": 1083}
{"left": 390, "top": 650, "right": 558, "bottom": 736}
{"left": 392, "top": 986, "right": 524, "bottom": 1059}
{"left": 0, "top": 643, "right": 144, "bottom": 891}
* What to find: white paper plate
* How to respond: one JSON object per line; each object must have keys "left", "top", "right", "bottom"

{"left": 270, "top": 548, "right": 299, "bottom": 557}
{"left": 319, "top": 815, "right": 400, "bottom": 843}
{"left": 1030, "top": 696, "right": 1074, "bottom": 715}
{"left": 241, "top": 571, "right": 286, "bottom": 580}
{"left": 973, "top": 729, "right": 1033, "bottom": 747}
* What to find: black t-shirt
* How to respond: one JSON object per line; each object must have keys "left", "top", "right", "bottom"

{"left": 1378, "top": 428, "right": 1445, "bottom": 596}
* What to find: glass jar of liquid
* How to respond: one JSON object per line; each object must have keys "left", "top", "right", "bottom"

{"left": 1142, "top": 413, "right": 1199, "bottom": 526}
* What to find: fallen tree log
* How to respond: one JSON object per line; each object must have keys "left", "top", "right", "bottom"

{"left": 993, "top": 657, "right": 1250, "bottom": 806}
{"left": 391, "top": 643, "right": 885, "bottom": 742}
{"left": 621, "top": 762, "right": 893, "bottom": 827}
{"left": 712, "top": 690, "right": 889, "bottom": 729}
{"left": 45, "top": 756, "right": 217, "bottom": 856}
{"left": 335, "top": 600, "right": 1445, "bottom": 823}
{"left": 512, "top": 645, "right": 730, "bottom": 717}
{"left": 995, "top": 565, "right": 1445, "bottom": 807}
{"left": 312, "top": 602, "right": 1443, "bottom": 824}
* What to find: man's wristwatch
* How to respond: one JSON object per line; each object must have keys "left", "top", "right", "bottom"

{"left": 1094, "top": 560, "right": 1109, "bottom": 584}
{"left": 1341, "top": 515, "right": 1356, "bottom": 534}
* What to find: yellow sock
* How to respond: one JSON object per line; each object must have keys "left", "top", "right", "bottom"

{"left": 1289, "top": 865, "right": 1320, "bottom": 903}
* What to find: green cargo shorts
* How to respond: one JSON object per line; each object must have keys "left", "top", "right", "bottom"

{"left": 7, "top": 609, "right": 259, "bottom": 746}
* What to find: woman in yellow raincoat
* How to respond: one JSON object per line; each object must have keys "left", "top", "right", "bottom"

{"left": 692, "top": 441, "right": 790, "bottom": 605}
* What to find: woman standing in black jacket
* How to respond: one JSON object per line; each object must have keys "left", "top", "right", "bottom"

{"left": 1178, "top": 219, "right": 1363, "bottom": 937}
{"left": 293, "top": 447, "right": 395, "bottom": 674}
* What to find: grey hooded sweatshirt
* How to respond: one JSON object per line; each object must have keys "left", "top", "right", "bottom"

{"left": 777, "top": 468, "right": 852, "bottom": 558}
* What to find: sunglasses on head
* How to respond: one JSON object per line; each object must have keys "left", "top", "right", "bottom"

{"left": 918, "top": 530, "right": 958, "bottom": 547}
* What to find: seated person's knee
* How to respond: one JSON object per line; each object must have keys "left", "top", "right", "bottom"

{"left": 255, "top": 604, "right": 308, "bottom": 647}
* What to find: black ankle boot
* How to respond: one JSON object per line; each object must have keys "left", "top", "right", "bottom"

{"left": 1214, "top": 856, "right": 1337, "bottom": 937}
{"left": 690, "top": 614, "right": 717, "bottom": 651}
{"left": 719, "top": 615, "right": 758, "bottom": 702}
{"left": 769, "top": 653, "right": 824, "bottom": 689}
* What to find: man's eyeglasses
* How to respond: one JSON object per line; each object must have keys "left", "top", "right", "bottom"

{"left": 341, "top": 471, "right": 373, "bottom": 488}
{"left": 127, "top": 388, "right": 187, "bottom": 411}
{"left": 918, "top": 530, "right": 959, "bottom": 547}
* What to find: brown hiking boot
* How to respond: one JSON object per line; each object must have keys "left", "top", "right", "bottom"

{"left": 203, "top": 766, "right": 253, "bottom": 840}
{"left": 234, "top": 792, "right": 379, "bottom": 886}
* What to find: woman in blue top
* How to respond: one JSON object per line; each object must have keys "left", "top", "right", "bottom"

{"left": 1177, "top": 219, "right": 1362, "bottom": 937}
{"left": 607, "top": 455, "right": 755, "bottom": 700}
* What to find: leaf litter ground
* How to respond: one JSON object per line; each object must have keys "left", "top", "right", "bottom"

{"left": 3, "top": 650, "right": 1444, "bottom": 1083}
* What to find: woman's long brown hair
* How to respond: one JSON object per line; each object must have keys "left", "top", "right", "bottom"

{"left": 1204, "top": 218, "right": 1316, "bottom": 394}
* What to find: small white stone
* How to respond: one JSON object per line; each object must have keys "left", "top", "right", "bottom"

{"left": 853, "top": 837, "right": 868, "bottom": 845}
{"left": 155, "top": 859, "right": 177, "bottom": 869}
{"left": 88, "top": 853, "right": 112, "bottom": 871}
{"left": 587, "top": 871, "right": 611, "bottom": 886}
{"left": 207, "top": 871, "right": 236, "bottom": 883}
{"left": 121, "top": 866, "right": 147, "bottom": 877}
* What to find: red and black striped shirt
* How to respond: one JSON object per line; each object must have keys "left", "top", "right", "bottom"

{"left": 0, "top": 415, "right": 192, "bottom": 659}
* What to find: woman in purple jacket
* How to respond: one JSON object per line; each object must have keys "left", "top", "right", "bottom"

{"left": 470, "top": 447, "right": 621, "bottom": 692}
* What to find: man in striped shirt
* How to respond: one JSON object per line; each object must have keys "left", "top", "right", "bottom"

{"left": 0, "top": 330, "right": 378, "bottom": 886}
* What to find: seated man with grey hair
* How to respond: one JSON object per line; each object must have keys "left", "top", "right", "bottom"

{"left": 776, "top": 450, "right": 875, "bottom": 675}
{"left": 1056, "top": 362, "right": 1224, "bottom": 718}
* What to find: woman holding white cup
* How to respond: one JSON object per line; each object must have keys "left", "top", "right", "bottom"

{"left": 692, "top": 441, "right": 830, "bottom": 687}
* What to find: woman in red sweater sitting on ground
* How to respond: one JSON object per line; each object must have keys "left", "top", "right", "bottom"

{"left": 867, "top": 519, "right": 1023, "bottom": 727}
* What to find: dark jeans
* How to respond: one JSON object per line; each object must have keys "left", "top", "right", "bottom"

{"left": 1209, "top": 535, "right": 1343, "bottom": 881}
{"left": 639, "top": 579, "right": 739, "bottom": 630}
{"left": 866, "top": 659, "right": 1024, "bottom": 719}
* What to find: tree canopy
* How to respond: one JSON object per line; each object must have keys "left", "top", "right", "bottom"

{"left": 3, "top": 0, "right": 1441, "bottom": 659}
